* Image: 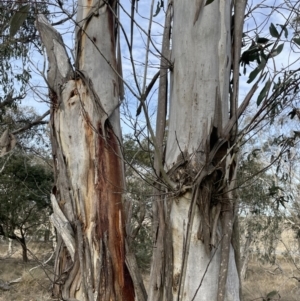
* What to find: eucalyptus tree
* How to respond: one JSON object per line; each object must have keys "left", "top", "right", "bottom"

{"left": 36, "top": 0, "right": 244, "bottom": 299}
{"left": 0, "top": 1, "right": 51, "bottom": 157}
{"left": 36, "top": 2, "right": 136, "bottom": 300}
{"left": 0, "top": 105, "right": 53, "bottom": 262}
{"left": 0, "top": 153, "right": 53, "bottom": 262}
{"left": 35, "top": 0, "right": 300, "bottom": 301}
{"left": 123, "top": 135, "right": 153, "bottom": 272}
{"left": 237, "top": 151, "right": 288, "bottom": 279}
{"left": 0, "top": 1, "right": 48, "bottom": 112}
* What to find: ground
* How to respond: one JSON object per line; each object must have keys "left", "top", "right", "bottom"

{"left": 243, "top": 260, "right": 300, "bottom": 301}
{"left": 0, "top": 241, "right": 53, "bottom": 301}
{"left": 242, "top": 228, "right": 300, "bottom": 300}
{"left": 0, "top": 231, "right": 299, "bottom": 301}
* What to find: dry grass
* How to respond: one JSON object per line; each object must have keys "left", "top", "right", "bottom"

{"left": 0, "top": 230, "right": 299, "bottom": 301}
{"left": 242, "top": 259, "right": 300, "bottom": 301}
{"left": 242, "top": 228, "right": 300, "bottom": 301}
{"left": 0, "top": 241, "right": 53, "bottom": 301}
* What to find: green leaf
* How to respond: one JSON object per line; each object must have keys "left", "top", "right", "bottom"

{"left": 205, "top": 0, "right": 215, "bottom": 5}
{"left": 293, "top": 37, "right": 300, "bottom": 46}
{"left": 252, "top": 149, "right": 261, "bottom": 157}
{"left": 266, "top": 290, "right": 278, "bottom": 299}
{"left": 270, "top": 43, "right": 284, "bottom": 57}
{"left": 262, "top": 71, "right": 268, "bottom": 82}
{"left": 247, "top": 58, "right": 266, "bottom": 84}
{"left": 247, "top": 67, "right": 260, "bottom": 83}
{"left": 240, "top": 46, "right": 260, "bottom": 65}
{"left": 277, "top": 24, "right": 288, "bottom": 38}
{"left": 260, "top": 50, "right": 268, "bottom": 62}
{"left": 9, "top": 4, "right": 30, "bottom": 37}
{"left": 264, "top": 42, "right": 274, "bottom": 48}
{"left": 269, "top": 23, "right": 279, "bottom": 38}
{"left": 153, "top": 1, "right": 161, "bottom": 17}
{"left": 294, "top": 131, "right": 300, "bottom": 138}
{"left": 257, "top": 79, "right": 271, "bottom": 106}
{"left": 257, "top": 37, "right": 269, "bottom": 44}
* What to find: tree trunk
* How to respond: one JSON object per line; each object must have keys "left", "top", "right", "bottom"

{"left": 17, "top": 234, "right": 28, "bottom": 263}
{"left": 240, "top": 233, "right": 253, "bottom": 280}
{"left": 148, "top": 1, "right": 242, "bottom": 300}
{"left": 36, "top": 0, "right": 246, "bottom": 299}
{"left": 20, "top": 239, "right": 28, "bottom": 263}
{"left": 7, "top": 238, "right": 13, "bottom": 256}
{"left": 36, "top": 1, "right": 134, "bottom": 300}
{"left": 44, "top": 229, "right": 50, "bottom": 242}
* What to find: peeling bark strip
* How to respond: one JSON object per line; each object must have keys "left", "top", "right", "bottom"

{"left": 35, "top": 0, "right": 134, "bottom": 299}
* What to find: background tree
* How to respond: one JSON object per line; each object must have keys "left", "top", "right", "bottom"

{"left": 123, "top": 135, "right": 153, "bottom": 272}
{"left": 237, "top": 151, "right": 287, "bottom": 279}
{"left": 0, "top": 1, "right": 51, "bottom": 160}
{"left": 0, "top": 152, "right": 53, "bottom": 262}
{"left": 0, "top": 104, "right": 52, "bottom": 262}
{"left": 0, "top": 1, "right": 49, "bottom": 111}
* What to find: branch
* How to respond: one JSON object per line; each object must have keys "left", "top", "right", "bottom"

{"left": 12, "top": 110, "right": 50, "bottom": 135}
{"left": 136, "top": 71, "right": 160, "bottom": 116}
{"left": 51, "top": 11, "right": 76, "bottom": 27}
{"left": 230, "top": 0, "right": 247, "bottom": 134}
{"left": 0, "top": 92, "right": 25, "bottom": 110}
{"left": 223, "top": 82, "right": 259, "bottom": 138}
{"left": 0, "top": 276, "right": 22, "bottom": 291}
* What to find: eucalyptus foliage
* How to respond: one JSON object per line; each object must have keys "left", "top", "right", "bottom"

{"left": 0, "top": 152, "right": 53, "bottom": 261}
{"left": 0, "top": 1, "right": 49, "bottom": 116}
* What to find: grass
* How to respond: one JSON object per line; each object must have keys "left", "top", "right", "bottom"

{"left": 242, "top": 228, "right": 300, "bottom": 301}
{"left": 0, "top": 231, "right": 299, "bottom": 301}
{"left": 242, "top": 259, "right": 300, "bottom": 301}
{"left": 0, "top": 241, "right": 53, "bottom": 301}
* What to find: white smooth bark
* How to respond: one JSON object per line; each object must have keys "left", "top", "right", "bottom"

{"left": 166, "top": 0, "right": 230, "bottom": 164}
{"left": 165, "top": 1, "right": 240, "bottom": 300}
{"left": 170, "top": 194, "right": 239, "bottom": 301}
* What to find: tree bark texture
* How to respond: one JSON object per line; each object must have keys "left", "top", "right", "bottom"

{"left": 241, "top": 232, "right": 253, "bottom": 280}
{"left": 148, "top": 1, "right": 241, "bottom": 300}
{"left": 19, "top": 235, "right": 28, "bottom": 263}
{"left": 36, "top": 1, "right": 134, "bottom": 299}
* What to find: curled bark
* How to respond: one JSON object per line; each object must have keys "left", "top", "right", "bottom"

{"left": 36, "top": 3, "right": 134, "bottom": 299}
{"left": 50, "top": 194, "right": 75, "bottom": 261}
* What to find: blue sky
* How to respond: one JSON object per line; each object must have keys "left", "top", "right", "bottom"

{"left": 19, "top": 0, "right": 300, "bottom": 139}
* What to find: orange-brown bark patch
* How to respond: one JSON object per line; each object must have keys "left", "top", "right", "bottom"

{"left": 96, "top": 124, "right": 134, "bottom": 300}
{"left": 83, "top": 113, "right": 95, "bottom": 225}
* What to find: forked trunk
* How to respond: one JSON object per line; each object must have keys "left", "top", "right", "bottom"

{"left": 36, "top": 1, "right": 134, "bottom": 300}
